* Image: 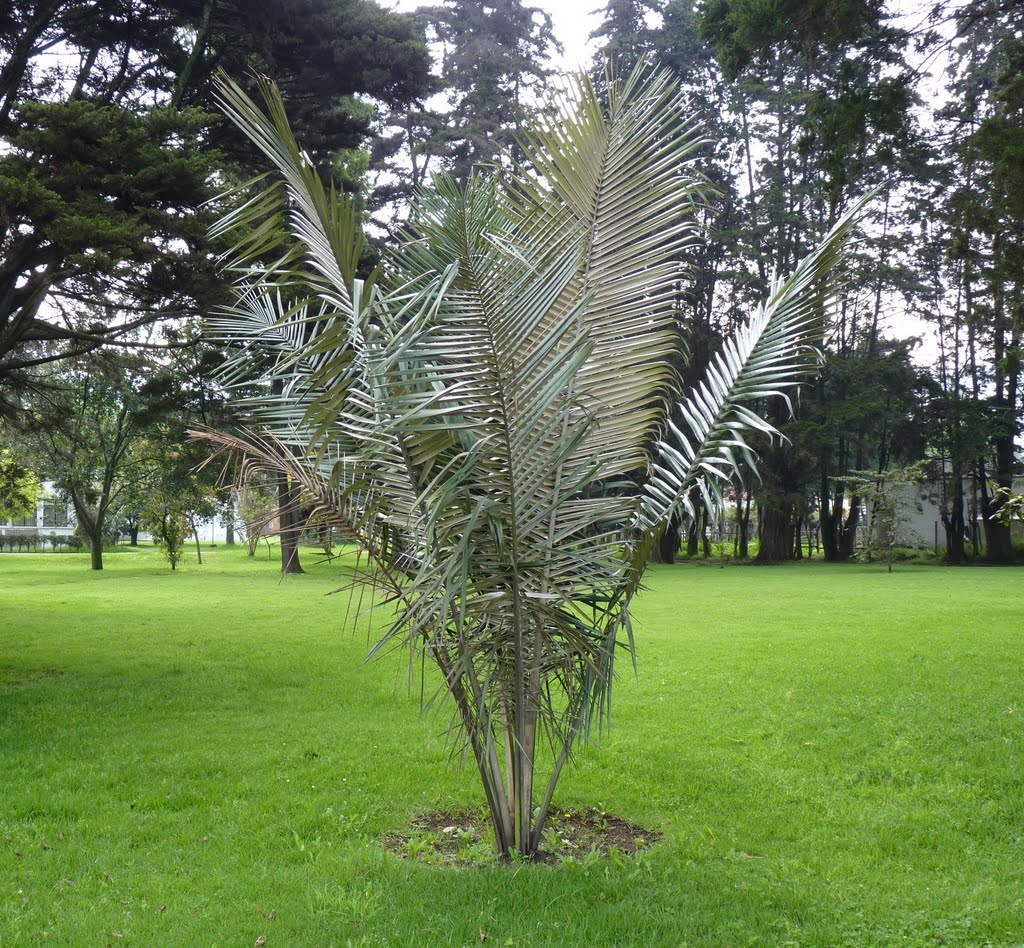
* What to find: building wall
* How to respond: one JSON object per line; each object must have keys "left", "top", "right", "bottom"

{"left": 1, "top": 485, "right": 76, "bottom": 537}
{"left": 862, "top": 478, "right": 1024, "bottom": 551}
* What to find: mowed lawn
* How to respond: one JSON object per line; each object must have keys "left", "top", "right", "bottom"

{"left": 2, "top": 547, "right": 1023, "bottom": 947}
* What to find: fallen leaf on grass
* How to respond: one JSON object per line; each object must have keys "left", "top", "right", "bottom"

{"left": 255, "top": 938, "right": 266, "bottom": 947}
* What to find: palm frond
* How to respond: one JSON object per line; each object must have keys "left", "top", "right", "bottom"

{"left": 510, "top": 62, "right": 710, "bottom": 480}
{"left": 211, "top": 72, "right": 368, "bottom": 307}
{"left": 640, "top": 194, "right": 872, "bottom": 543}
{"left": 197, "top": 62, "right": 870, "bottom": 859}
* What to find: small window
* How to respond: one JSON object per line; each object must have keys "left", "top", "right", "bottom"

{"left": 43, "top": 501, "right": 68, "bottom": 528}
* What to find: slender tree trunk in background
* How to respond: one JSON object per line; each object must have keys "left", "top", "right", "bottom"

{"left": 272, "top": 377, "right": 304, "bottom": 574}
{"left": 943, "top": 464, "right": 966, "bottom": 564}
{"left": 733, "top": 491, "right": 750, "bottom": 558}
{"left": 190, "top": 516, "right": 202, "bottom": 565}
{"left": 820, "top": 493, "right": 842, "bottom": 561}
{"left": 225, "top": 521, "right": 235, "bottom": 545}
{"left": 653, "top": 515, "right": 679, "bottom": 564}
{"left": 983, "top": 464, "right": 1015, "bottom": 562}
{"left": 738, "top": 492, "right": 750, "bottom": 558}
{"left": 278, "top": 471, "right": 304, "bottom": 574}
{"left": 982, "top": 241, "right": 1019, "bottom": 563}
{"left": 71, "top": 493, "right": 105, "bottom": 571}
{"left": 838, "top": 496, "right": 861, "bottom": 560}
{"left": 128, "top": 524, "right": 138, "bottom": 546}
{"left": 686, "top": 506, "right": 699, "bottom": 557}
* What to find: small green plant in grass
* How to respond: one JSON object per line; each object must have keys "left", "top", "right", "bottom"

{"left": 845, "top": 461, "right": 928, "bottom": 572}
{"left": 140, "top": 496, "right": 191, "bottom": 570}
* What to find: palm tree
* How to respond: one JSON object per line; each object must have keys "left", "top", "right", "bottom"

{"left": 196, "top": 64, "right": 868, "bottom": 859}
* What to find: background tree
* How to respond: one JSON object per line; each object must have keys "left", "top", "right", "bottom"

{"left": 0, "top": 0, "right": 431, "bottom": 413}
{"left": 590, "top": 0, "right": 659, "bottom": 73}
{"left": 140, "top": 493, "right": 191, "bottom": 570}
{"left": 695, "top": 0, "right": 928, "bottom": 561}
{"left": 22, "top": 353, "right": 157, "bottom": 569}
{"left": 925, "top": 0, "right": 1024, "bottom": 563}
{"left": 402, "top": 0, "right": 559, "bottom": 182}
{"left": 235, "top": 473, "right": 277, "bottom": 556}
{"left": 0, "top": 446, "right": 40, "bottom": 521}
{"left": 844, "top": 460, "right": 928, "bottom": 572}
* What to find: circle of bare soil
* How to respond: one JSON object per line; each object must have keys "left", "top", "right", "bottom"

{"left": 384, "top": 806, "right": 661, "bottom": 867}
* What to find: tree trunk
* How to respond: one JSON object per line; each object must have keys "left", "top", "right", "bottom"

{"left": 652, "top": 516, "right": 679, "bottom": 564}
{"left": 756, "top": 503, "right": 794, "bottom": 563}
{"left": 983, "top": 496, "right": 1014, "bottom": 563}
{"left": 737, "top": 492, "right": 750, "bottom": 558}
{"left": 943, "top": 468, "right": 966, "bottom": 564}
{"left": 226, "top": 521, "right": 235, "bottom": 545}
{"left": 838, "top": 496, "right": 860, "bottom": 560}
{"left": 982, "top": 439, "right": 1016, "bottom": 563}
{"left": 89, "top": 533, "right": 103, "bottom": 570}
{"left": 278, "top": 471, "right": 304, "bottom": 574}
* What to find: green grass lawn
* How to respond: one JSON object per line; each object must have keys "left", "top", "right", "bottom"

{"left": 2, "top": 546, "right": 1023, "bottom": 946}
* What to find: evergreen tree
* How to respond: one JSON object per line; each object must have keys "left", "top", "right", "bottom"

{"left": 698, "top": 0, "right": 927, "bottom": 561}
{"left": 935, "top": 4, "right": 1024, "bottom": 562}
{"left": 0, "top": 0, "right": 431, "bottom": 406}
{"left": 408, "top": 0, "right": 560, "bottom": 181}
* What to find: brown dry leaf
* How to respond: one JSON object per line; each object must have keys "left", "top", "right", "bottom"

{"left": 255, "top": 937, "right": 266, "bottom": 947}
{"left": 41, "top": 842, "right": 50, "bottom": 851}
{"left": 101, "top": 869, "right": 113, "bottom": 883}
{"left": 479, "top": 929, "right": 489, "bottom": 942}
{"left": 3, "top": 834, "right": 11, "bottom": 843}
{"left": 268, "top": 910, "right": 276, "bottom": 922}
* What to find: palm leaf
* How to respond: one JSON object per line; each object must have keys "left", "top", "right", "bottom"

{"left": 641, "top": 196, "right": 871, "bottom": 537}
{"left": 196, "top": 62, "right": 870, "bottom": 858}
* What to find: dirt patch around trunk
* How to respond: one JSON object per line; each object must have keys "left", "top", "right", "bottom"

{"left": 384, "top": 805, "right": 661, "bottom": 867}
